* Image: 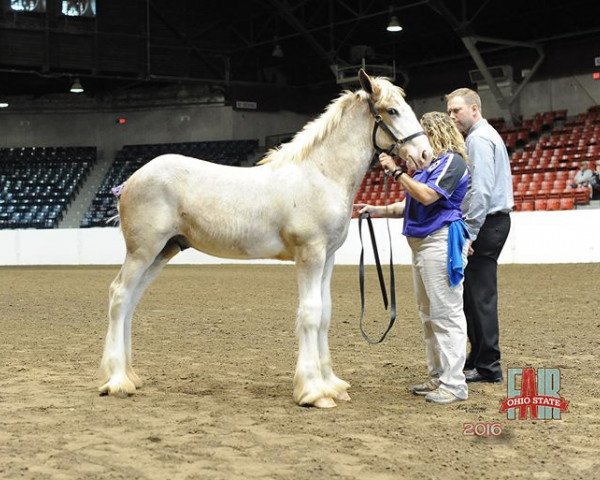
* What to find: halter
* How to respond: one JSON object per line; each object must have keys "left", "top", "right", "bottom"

{"left": 366, "top": 98, "right": 427, "bottom": 157}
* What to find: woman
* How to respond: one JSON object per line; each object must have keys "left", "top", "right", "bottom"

{"left": 355, "top": 112, "right": 470, "bottom": 404}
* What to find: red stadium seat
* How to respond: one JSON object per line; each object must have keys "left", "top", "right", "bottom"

{"left": 521, "top": 201, "right": 534, "bottom": 211}
{"left": 514, "top": 182, "right": 527, "bottom": 193}
{"left": 542, "top": 172, "right": 556, "bottom": 183}
{"left": 559, "top": 197, "right": 575, "bottom": 210}
{"left": 534, "top": 199, "right": 547, "bottom": 210}
{"left": 552, "top": 180, "right": 567, "bottom": 190}
{"left": 521, "top": 173, "right": 533, "bottom": 183}
{"left": 523, "top": 190, "right": 536, "bottom": 201}
{"left": 547, "top": 188, "right": 562, "bottom": 199}
{"left": 532, "top": 172, "right": 543, "bottom": 182}
{"left": 574, "top": 187, "right": 591, "bottom": 205}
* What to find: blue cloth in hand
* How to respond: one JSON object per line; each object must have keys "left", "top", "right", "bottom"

{"left": 447, "top": 220, "right": 469, "bottom": 287}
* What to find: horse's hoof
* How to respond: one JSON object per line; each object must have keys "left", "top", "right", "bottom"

{"left": 335, "top": 391, "right": 351, "bottom": 402}
{"left": 98, "top": 378, "right": 136, "bottom": 397}
{"left": 314, "top": 397, "right": 337, "bottom": 409}
{"left": 127, "top": 370, "right": 143, "bottom": 389}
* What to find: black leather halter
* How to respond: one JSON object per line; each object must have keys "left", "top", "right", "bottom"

{"left": 366, "top": 98, "right": 427, "bottom": 157}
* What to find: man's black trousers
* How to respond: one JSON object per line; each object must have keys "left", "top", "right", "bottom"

{"left": 463, "top": 212, "right": 511, "bottom": 379}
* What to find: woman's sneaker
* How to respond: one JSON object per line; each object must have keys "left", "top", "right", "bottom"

{"left": 410, "top": 379, "right": 439, "bottom": 396}
{"left": 425, "top": 388, "right": 465, "bottom": 404}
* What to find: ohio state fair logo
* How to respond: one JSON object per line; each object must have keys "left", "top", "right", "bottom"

{"left": 499, "top": 368, "right": 569, "bottom": 420}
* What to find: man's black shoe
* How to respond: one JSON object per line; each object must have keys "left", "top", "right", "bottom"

{"left": 465, "top": 370, "right": 502, "bottom": 383}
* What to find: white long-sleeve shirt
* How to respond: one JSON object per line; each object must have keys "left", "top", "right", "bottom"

{"left": 462, "top": 119, "right": 514, "bottom": 241}
{"left": 574, "top": 168, "right": 593, "bottom": 185}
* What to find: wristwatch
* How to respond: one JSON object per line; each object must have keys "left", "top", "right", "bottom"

{"left": 393, "top": 166, "right": 405, "bottom": 180}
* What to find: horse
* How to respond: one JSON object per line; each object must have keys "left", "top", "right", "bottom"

{"left": 99, "top": 70, "right": 433, "bottom": 408}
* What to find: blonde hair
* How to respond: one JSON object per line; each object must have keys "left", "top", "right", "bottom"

{"left": 420, "top": 111, "right": 468, "bottom": 162}
{"left": 445, "top": 87, "right": 482, "bottom": 112}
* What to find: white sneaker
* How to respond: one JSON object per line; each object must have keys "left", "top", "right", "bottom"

{"left": 410, "top": 379, "right": 440, "bottom": 396}
{"left": 425, "top": 388, "right": 465, "bottom": 404}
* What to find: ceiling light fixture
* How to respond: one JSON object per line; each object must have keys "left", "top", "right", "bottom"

{"left": 70, "top": 77, "right": 84, "bottom": 93}
{"left": 0, "top": 101, "right": 8, "bottom": 108}
{"left": 387, "top": 15, "right": 403, "bottom": 32}
{"left": 272, "top": 43, "right": 284, "bottom": 58}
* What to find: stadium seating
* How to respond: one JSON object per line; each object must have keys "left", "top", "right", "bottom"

{"left": 352, "top": 165, "right": 406, "bottom": 210}
{"left": 0, "top": 146, "right": 96, "bottom": 229}
{"left": 504, "top": 106, "right": 599, "bottom": 211}
{"left": 81, "top": 140, "right": 258, "bottom": 228}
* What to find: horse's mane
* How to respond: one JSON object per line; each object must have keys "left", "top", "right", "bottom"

{"left": 258, "top": 78, "right": 404, "bottom": 166}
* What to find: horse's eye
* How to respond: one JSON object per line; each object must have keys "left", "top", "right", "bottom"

{"left": 387, "top": 108, "right": 399, "bottom": 116}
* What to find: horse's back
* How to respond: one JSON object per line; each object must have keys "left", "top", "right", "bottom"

{"left": 118, "top": 154, "right": 293, "bottom": 258}
{"left": 118, "top": 153, "right": 351, "bottom": 260}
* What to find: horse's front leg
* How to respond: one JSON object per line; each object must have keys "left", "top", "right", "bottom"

{"left": 319, "top": 253, "right": 351, "bottom": 401}
{"left": 293, "top": 246, "right": 336, "bottom": 408}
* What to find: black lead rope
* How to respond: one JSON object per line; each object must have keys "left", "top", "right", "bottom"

{"left": 358, "top": 179, "right": 397, "bottom": 344}
{"left": 358, "top": 98, "right": 425, "bottom": 343}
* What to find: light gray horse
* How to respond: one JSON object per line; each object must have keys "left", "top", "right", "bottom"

{"left": 100, "top": 70, "right": 433, "bottom": 408}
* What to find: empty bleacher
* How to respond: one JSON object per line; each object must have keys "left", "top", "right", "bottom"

{"left": 0, "top": 146, "right": 95, "bottom": 229}
{"left": 81, "top": 140, "right": 258, "bottom": 228}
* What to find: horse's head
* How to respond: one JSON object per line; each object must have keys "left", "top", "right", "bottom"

{"left": 359, "top": 70, "right": 433, "bottom": 169}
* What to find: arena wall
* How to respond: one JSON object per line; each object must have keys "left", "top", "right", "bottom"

{"left": 1, "top": 209, "right": 598, "bottom": 266}
{"left": 410, "top": 73, "right": 599, "bottom": 120}
{"left": 1, "top": 74, "right": 597, "bottom": 154}
{"left": 0, "top": 105, "right": 310, "bottom": 150}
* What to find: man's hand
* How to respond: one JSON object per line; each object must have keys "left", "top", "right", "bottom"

{"left": 466, "top": 239, "right": 474, "bottom": 256}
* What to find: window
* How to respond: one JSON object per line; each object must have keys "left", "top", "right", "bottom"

{"left": 10, "top": 0, "right": 46, "bottom": 12}
{"left": 61, "top": 0, "right": 95, "bottom": 17}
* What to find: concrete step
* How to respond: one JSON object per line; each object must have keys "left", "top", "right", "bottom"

{"left": 59, "top": 150, "right": 116, "bottom": 228}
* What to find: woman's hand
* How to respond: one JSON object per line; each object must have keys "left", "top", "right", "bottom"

{"left": 354, "top": 202, "right": 405, "bottom": 218}
{"left": 378, "top": 153, "right": 397, "bottom": 174}
{"left": 353, "top": 203, "right": 378, "bottom": 216}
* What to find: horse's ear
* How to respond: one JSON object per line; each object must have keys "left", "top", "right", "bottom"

{"left": 358, "top": 69, "right": 372, "bottom": 94}
{"left": 358, "top": 69, "right": 380, "bottom": 100}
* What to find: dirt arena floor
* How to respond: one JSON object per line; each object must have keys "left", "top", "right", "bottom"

{"left": 1, "top": 263, "right": 599, "bottom": 479}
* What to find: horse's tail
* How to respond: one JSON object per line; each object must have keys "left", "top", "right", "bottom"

{"left": 105, "top": 183, "right": 125, "bottom": 226}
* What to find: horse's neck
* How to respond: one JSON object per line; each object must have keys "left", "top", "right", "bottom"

{"left": 307, "top": 107, "right": 373, "bottom": 197}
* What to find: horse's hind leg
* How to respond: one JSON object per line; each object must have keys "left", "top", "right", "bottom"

{"left": 99, "top": 254, "right": 150, "bottom": 396}
{"left": 123, "top": 239, "right": 183, "bottom": 389}
{"left": 318, "top": 253, "right": 351, "bottom": 401}
{"left": 99, "top": 237, "right": 182, "bottom": 396}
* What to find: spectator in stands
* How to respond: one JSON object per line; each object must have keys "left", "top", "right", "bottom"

{"left": 591, "top": 162, "right": 600, "bottom": 200}
{"left": 571, "top": 160, "right": 594, "bottom": 189}
{"left": 446, "top": 88, "right": 513, "bottom": 384}
{"left": 354, "top": 112, "right": 470, "bottom": 405}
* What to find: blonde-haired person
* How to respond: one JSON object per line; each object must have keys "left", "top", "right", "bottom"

{"left": 354, "top": 112, "right": 470, "bottom": 404}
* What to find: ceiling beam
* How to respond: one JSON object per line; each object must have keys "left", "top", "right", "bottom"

{"left": 266, "top": 0, "right": 334, "bottom": 64}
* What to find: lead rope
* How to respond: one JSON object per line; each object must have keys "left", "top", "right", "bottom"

{"left": 358, "top": 168, "right": 397, "bottom": 344}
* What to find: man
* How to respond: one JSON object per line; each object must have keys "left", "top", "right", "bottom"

{"left": 446, "top": 88, "right": 514, "bottom": 383}
{"left": 571, "top": 160, "right": 593, "bottom": 188}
